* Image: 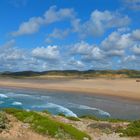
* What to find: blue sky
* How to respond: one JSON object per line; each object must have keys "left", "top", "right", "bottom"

{"left": 0, "top": 0, "right": 140, "bottom": 71}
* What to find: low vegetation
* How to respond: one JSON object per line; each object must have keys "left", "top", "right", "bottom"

{"left": 117, "top": 120, "right": 140, "bottom": 137}
{"left": 58, "top": 113, "right": 80, "bottom": 121}
{"left": 1, "top": 69, "right": 140, "bottom": 78}
{"left": 0, "top": 111, "right": 9, "bottom": 132}
{"left": 1, "top": 108, "right": 140, "bottom": 138}
{"left": 4, "top": 108, "right": 90, "bottom": 140}
{"left": 80, "top": 115, "right": 129, "bottom": 123}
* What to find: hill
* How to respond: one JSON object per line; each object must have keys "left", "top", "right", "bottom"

{"left": 0, "top": 69, "right": 140, "bottom": 79}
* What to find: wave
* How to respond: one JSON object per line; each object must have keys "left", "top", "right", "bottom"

{"left": 69, "top": 103, "right": 111, "bottom": 117}
{"left": 0, "top": 101, "right": 4, "bottom": 104}
{"left": 32, "top": 103, "right": 77, "bottom": 117}
{"left": 7, "top": 92, "right": 32, "bottom": 97}
{"left": 6, "top": 92, "right": 50, "bottom": 100}
{"left": 0, "top": 94, "right": 8, "bottom": 98}
{"left": 12, "top": 101, "right": 23, "bottom": 106}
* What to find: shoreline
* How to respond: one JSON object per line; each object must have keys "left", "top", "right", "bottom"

{"left": 0, "top": 78, "right": 140, "bottom": 101}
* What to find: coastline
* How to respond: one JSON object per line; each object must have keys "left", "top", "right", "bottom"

{"left": 0, "top": 78, "right": 140, "bottom": 101}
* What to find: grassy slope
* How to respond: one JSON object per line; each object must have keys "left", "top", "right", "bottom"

{"left": 1, "top": 109, "right": 140, "bottom": 138}
{"left": 4, "top": 108, "right": 90, "bottom": 140}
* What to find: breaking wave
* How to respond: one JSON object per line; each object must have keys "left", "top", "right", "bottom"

{"left": 6, "top": 92, "right": 50, "bottom": 100}
{"left": 12, "top": 101, "right": 23, "bottom": 106}
{"left": 69, "top": 104, "right": 111, "bottom": 117}
{"left": 0, "top": 94, "right": 8, "bottom": 98}
{"left": 32, "top": 103, "right": 77, "bottom": 117}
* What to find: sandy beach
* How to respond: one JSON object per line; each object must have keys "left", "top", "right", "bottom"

{"left": 0, "top": 78, "right": 140, "bottom": 101}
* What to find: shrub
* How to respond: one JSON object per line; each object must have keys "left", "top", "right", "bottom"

{"left": 117, "top": 120, "right": 140, "bottom": 137}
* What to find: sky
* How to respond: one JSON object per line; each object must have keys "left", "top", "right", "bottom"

{"left": 0, "top": 0, "right": 140, "bottom": 71}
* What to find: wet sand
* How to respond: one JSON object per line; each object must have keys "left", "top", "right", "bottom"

{"left": 0, "top": 78, "right": 140, "bottom": 101}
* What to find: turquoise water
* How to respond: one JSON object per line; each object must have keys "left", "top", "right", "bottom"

{"left": 0, "top": 88, "right": 140, "bottom": 120}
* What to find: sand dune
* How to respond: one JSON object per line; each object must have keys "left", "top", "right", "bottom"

{"left": 0, "top": 78, "right": 140, "bottom": 101}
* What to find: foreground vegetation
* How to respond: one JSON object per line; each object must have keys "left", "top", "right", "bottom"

{"left": 0, "top": 112, "right": 9, "bottom": 132}
{"left": 80, "top": 115, "right": 129, "bottom": 123}
{"left": 1, "top": 108, "right": 140, "bottom": 139}
{"left": 1, "top": 69, "right": 140, "bottom": 78}
{"left": 3, "top": 108, "right": 90, "bottom": 140}
{"left": 117, "top": 120, "right": 140, "bottom": 137}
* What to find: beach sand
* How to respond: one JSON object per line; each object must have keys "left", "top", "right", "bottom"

{"left": 0, "top": 78, "right": 140, "bottom": 101}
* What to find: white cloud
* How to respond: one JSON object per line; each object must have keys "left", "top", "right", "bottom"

{"left": 83, "top": 46, "right": 105, "bottom": 61}
{"left": 132, "top": 29, "right": 140, "bottom": 40}
{"left": 12, "top": 7, "right": 130, "bottom": 39}
{"left": 72, "top": 10, "right": 130, "bottom": 38}
{"left": 101, "top": 31, "right": 132, "bottom": 50}
{"left": 12, "top": 17, "right": 43, "bottom": 36}
{"left": 68, "top": 58, "right": 85, "bottom": 69}
{"left": 133, "top": 44, "right": 140, "bottom": 55}
{"left": 44, "top": 6, "right": 75, "bottom": 24}
{"left": 105, "top": 50, "right": 125, "bottom": 57}
{"left": 70, "top": 41, "right": 105, "bottom": 61}
{"left": 0, "top": 40, "right": 24, "bottom": 61}
{"left": 2, "top": 28, "right": 140, "bottom": 71}
{"left": 123, "top": 55, "right": 136, "bottom": 62}
{"left": 0, "top": 40, "right": 26, "bottom": 71}
{"left": 46, "top": 28, "right": 70, "bottom": 42}
{"left": 71, "top": 41, "right": 91, "bottom": 55}
{"left": 32, "top": 45, "right": 60, "bottom": 60}
{"left": 12, "top": 6, "right": 75, "bottom": 36}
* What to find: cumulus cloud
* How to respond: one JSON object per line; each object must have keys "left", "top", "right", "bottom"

{"left": 46, "top": 28, "right": 70, "bottom": 43}
{"left": 83, "top": 46, "right": 105, "bottom": 61}
{"left": 2, "top": 28, "right": 140, "bottom": 71}
{"left": 44, "top": 6, "right": 75, "bottom": 24}
{"left": 0, "top": 40, "right": 24, "bottom": 61}
{"left": 12, "top": 17, "right": 43, "bottom": 36}
{"left": 68, "top": 58, "right": 85, "bottom": 69}
{"left": 101, "top": 31, "right": 132, "bottom": 57}
{"left": 12, "top": 6, "right": 130, "bottom": 39}
{"left": 32, "top": 45, "right": 60, "bottom": 60}
{"left": 71, "top": 41, "right": 92, "bottom": 55}
{"left": 0, "top": 40, "right": 26, "bottom": 71}
{"left": 132, "top": 29, "right": 140, "bottom": 40}
{"left": 70, "top": 41, "right": 105, "bottom": 62}
{"left": 0, "top": 41, "right": 63, "bottom": 71}
{"left": 72, "top": 10, "right": 130, "bottom": 38}
{"left": 133, "top": 44, "right": 140, "bottom": 55}
{"left": 12, "top": 6, "right": 75, "bottom": 36}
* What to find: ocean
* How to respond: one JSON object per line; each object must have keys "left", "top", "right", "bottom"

{"left": 0, "top": 88, "right": 140, "bottom": 120}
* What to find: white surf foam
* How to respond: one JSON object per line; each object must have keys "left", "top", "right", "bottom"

{"left": 12, "top": 101, "right": 22, "bottom": 106}
{"left": 6, "top": 92, "right": 50, "bottom": 100}
{"left": 7, "top": 92, "right": 31, "bottom": 97}
{"left": 32, "top": 103, "right": 77, "bottom": 117}
{"left": 0, "top": 94, "right": 8, "bottom": 98}
{"left": 69, "top": 104, "right": 111, "bottom": 117}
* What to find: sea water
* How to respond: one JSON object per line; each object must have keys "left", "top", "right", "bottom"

{"left": 0, "top": 88, "right": 140, "bottom": 120}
